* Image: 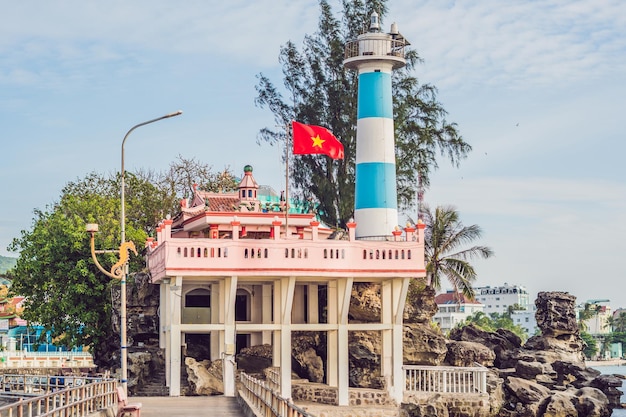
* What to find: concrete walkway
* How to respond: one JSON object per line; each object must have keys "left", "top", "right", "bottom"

{"left": 131, "top": 396, "right": 246, "bottom": 417}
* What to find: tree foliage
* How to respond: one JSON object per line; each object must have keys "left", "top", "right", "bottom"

{"left": 7, "top": 158, "right": 234, "bottom": 362}
{"left": 8, "top": 192, "right": 117, "bottom": 356}
{"left": 459, "top": 311, "right": 528, "bottom": 341}
{"left": 605, "top": 312, "right": 626, "bottom": 333}
{"left": 580, "top": 331, "right": 598, "bottom": 359}
{"left": 255, "top": 0, "right": 471, "bottom": 228}
{"left": 577, "top": 302, "right": 603, "bottom": 332}
{"left": 423, "top": 205, "right": 493, "bottom": 298}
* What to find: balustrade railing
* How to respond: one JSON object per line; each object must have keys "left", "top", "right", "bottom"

{"left": 404, "top": 364, "right": 488, "bottom": 394}
{"left": 239, "top": 372, "right": 313, "bottom": 417}
{"left": 0, "top": 379, "right": 117, "bottom": 417}
{"left": 0, "top": 352, "right": 94, "bottom": 369}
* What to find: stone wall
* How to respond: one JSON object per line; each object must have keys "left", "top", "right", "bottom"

{"left": 401, "top": 392, "right": 491, "bottom": 417}
{"left": 291, "top": 383, "right": 396, "bottom": 407}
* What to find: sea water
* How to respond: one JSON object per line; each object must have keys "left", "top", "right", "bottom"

{"left": 590, "top": 365, "right": 626, "bottom": 417}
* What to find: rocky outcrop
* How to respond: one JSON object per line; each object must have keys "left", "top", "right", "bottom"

{"left": 349, "top": 283, "right": 382, "bottom": 322}
{"left": 495, "top": 292, "right": 614, "bottom": 416}
{"left": 449, "top": 324, "right": 522, "bottom": 368}
{"left": 403, "top": 324, "right": 447, "bottom": 366}
{"left": 110, "top": 273, "right": 622, "bottom": 415}
{"left": 445, "top": 340, "right": 495, "bottom": 367}
{"left": 107, "top": 272, "right": 165, "bottom": 395}
{"left": 291, "top": 332, "right": 325, "bottom": 383}
{"left": 184, "top": 357, "right": 224, "bottom": 395}
{"left": 402, "top": 284, "right": 447, "bottom": 366}
{"left": 348, "top": 331, "right": 383, "bottom": 388}
{"left": 439, "top": 291, "right": 620, "bottom": 416}
{"left": 236, "top": 344, "right": 273, "bottom": 374}
{"left": 404, "top": 283, "right": 438, "bottom": 325}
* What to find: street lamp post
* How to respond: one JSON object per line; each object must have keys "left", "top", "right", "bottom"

{"left": 88, "top": 110, "right": 182, "bottom": 394}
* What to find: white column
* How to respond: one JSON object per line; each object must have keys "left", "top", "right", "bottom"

{"left": 223, "top": 276, "right": 238, "bottom": 397}
{"left": 326, "top": 281, "right": 338, "bottom": 387}
{"left": 262, "top": 284, "right": 273, "bottom": 345}
{"left": 210, "top": 283, "right": 220, "bottom": 360}
{"left": 162, "top": 280, "right": 171, "bottom": 388}
{"left": 381, "top": 280, "right": 393, "bottom": 390}
{"left": 272, "top": 279, "right": 281, "bottom": 368}
{"left": 391, "top": 278, "right": 410, "bottom": 403}
{"left": 308, "top": 284, "right": 319, "bottom": 324}
{"left": 169, "top": 276, "right": 183, "bottom": 396}
{"left": 337, "top": 277, "right": 353, "bottom": 406}
{"left": 279, "top": 276, "right": 296, "bottom": 399}
{"left": 292, "top": 284, "right": 305, "bottom": 324}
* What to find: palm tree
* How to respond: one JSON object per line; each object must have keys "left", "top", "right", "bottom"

{"left": 578, "top": 303, "right": 601, "bottom": 332}
{"left": 423, "top": 205, "right": 494, "bottom": 299}
{"left": 605, "top": 312, "right": 626, "bottom": 333}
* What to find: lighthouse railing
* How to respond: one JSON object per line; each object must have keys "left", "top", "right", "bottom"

{"left": 344, "top": 38, "right": 407, "bottom": 60}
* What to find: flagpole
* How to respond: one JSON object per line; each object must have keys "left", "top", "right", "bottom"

{"left": 285, "top": 121, "right": 290, "bottom": 237}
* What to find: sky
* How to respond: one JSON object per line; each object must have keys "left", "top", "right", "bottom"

{"left": 1, "top": 1, "right": 625, "bottom": 310}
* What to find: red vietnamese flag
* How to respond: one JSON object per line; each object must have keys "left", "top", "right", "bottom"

{"left": 292, "top": 121, "right": 344, "bottom": 160}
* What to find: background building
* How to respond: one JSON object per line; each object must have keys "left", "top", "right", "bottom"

{"left": 433, "top": 292, "right": 484, "bottom": 333}
{"left": 474, "top": 283, "right": 532, "bottom": 314}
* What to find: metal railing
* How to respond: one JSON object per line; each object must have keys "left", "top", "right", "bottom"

{"left": 239, "top": 372, "right": 313, "bottom": 417}
{"left": 0, "top": 379, "right": 117, "bottom": 417}
{"left": 0, "top": 352, "right": 94, "bottom": 369}
{"left": 344, "top": 38, "right": 407, "bottom": 60}
{"left": 0, "top": 374, "right": 105, "bottom": 395}
{"left": 404, "top": 364, "right": 488, "bottom": 394}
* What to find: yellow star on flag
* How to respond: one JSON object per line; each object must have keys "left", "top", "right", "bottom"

{"left": 311, "top": 135, "right": 325, "bottom": 148}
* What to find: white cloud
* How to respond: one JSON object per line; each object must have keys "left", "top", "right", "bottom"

{"left": 390, "top": 0, "right": 626, "bottom": 89}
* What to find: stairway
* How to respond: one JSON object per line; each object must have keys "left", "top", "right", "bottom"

{"left": 134, "top": 368, "right": 170, "bottom": 397}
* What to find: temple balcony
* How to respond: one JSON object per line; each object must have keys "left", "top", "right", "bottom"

{"left": 146, "top": 220, "right": 425, "bottom": 283}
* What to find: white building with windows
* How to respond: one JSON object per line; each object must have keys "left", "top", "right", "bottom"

{"left": 578, "top": 300, "right": 612, "bottom": 336}
{"left": 474, "top": 283, "right": 532, "bottom": 315}
{"left": 511, "top": 310, "right": 537, "bottom": 336}
{"left": 433, "top": 292, "right": 484, "bottom": 333}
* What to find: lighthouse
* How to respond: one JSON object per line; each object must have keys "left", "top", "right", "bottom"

{"left": 344, "top": 12, "right": 409, "bottom": 238}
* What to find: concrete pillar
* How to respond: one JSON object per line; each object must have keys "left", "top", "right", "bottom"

{"left": 308, "top": 284, "right": 319, "bottom": 324}
{"left": 292, "top": 284, "right": 305, "bottom": 324}
{"left": 210, "top": 283, "right": 220, "bottom": 360}
{"left": 326, "top": 281, "right": 338, "bottom": 387}
{"left": 262, "top": 284, "right": 273, "bottom": 345}
{"left": 159, "top": 282, "right": 166, "bottom": 350}
{"left": 381, "top": 280, "right": 393, "bottom": 389}
{"left": 272, "top": 279, "right": 281, "bottom": 368}
{"left": 391, "top": 278, "right": 410, "bottom": 402}
{"left": 169, "top": 276, "right": 183, "bottom": 396}
{"left": 279, "top": 276, "right": 295, "bottom": 399}
{"left": 337, "top": 277, "right": 353, "bottom": 406}
{"left": 162, "top": 280, "right": 171, "bottom": 388}
{"left": 223, "top": 276, "right": 238, "bottom": 397}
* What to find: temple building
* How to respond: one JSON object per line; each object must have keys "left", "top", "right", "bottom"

{"left": 146, "top": 13, "right": 424, "bottom": 405}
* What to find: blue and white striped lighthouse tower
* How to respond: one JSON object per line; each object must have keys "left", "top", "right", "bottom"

{"left": 344, "top": 12, "right": 409, "bottom": 238}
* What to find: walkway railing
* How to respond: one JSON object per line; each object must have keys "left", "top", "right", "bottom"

{"left": 404, "top": 364, "right": 488, "bottom": 394}
{"left": 0, "top": 352, "right": 95, "bottom": 369}
{"left": 264, "top": 367, "right": 280, "bottom": 392}
{"left": 0, "top": 374, "right": 105, "bottom": 394}
{"left": 239, "top": 372, "right": 313, "bottom": 417}
{"left": 0, "top": 379, "right": 117, "bottom": 417}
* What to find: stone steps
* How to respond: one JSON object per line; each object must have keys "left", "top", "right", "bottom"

{"left": 135, "top": 368, "right": 169, "bottom": 397}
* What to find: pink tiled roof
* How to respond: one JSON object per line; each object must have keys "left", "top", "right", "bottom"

{"left": 434, "top": 292, "right": 481, "bottom": 305}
